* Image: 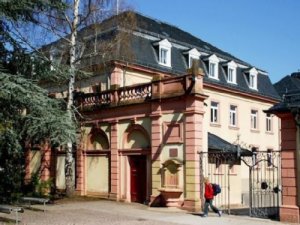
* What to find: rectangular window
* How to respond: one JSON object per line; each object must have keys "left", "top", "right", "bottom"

{"left": 228, "top": 68, "right": 234, "bottom": 82}
{"left": 229, "top": 105, "right": 237, "bottom": 126}
{"left": 266, "top": 113, "right": 272, "bottom": 132}
{"left": 210, "top": 101, "right": 219, "bottom": 123}
{"left": 249, "top": 74, "right": 255, "bottom": 88}
{"left": 251, "top": 110, "right": 258, "bottom": 129}
{"left": 209, "top": 62, "right": 216, "bottom": 78}
{"left": 160, "top": 48, "right": 168, "bottom": 65}
{"left": 189, "top": 57, "right": 197, "bottom": 68}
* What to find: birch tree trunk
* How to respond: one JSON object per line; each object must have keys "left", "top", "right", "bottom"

{"left": 65, "top": 0, "right": 80, "bottom": 197}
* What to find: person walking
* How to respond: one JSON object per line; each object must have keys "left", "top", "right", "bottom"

{"left": 203, "top": 177, "right": 222, "bottom": 217}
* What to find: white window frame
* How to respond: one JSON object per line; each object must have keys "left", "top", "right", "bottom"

{"left": 266, "top": 113, "right": 272, "bottom": 132}
{"left": 160, "top": 48, "right": 169, "bottom": 65}
{"left": 251, "top": 109, "right": 258, "bottom": 130}
{"left": 247, "top": 67, "right": 258, "bottom": 90}
{"left": 207, "top": 54, "right": 219, "bottom": 79}
{"left": 226, "top": 61, "right": 237, "bottom": 84}
{"left": 209, "top": 62, "right": 216, "bottom": 78}
{"left": 155, "top": 39, "right": 172, "bottom": 67}
{"left": 229, "top": 105, "right": 237, "bottom": 127}
{"left": 210, "top": 101, "right": 219, "bottom": 124}
{"left": 186, "top": 48, "right": 200, "bottom": 68}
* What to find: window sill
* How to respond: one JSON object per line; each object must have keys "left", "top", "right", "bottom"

{"left": 227, "top": 81, "right": 237, "bottom": 85}
{"left": 210, "top": 123, "right": 221, "bottom": 128}
{"left": 229, "top": 126, "right": 239, "bottom": 130}
{"left": 249, "top": 87, "right": 258, "bottom": 91}
{"left": 250, "top": 129, "right": 260, "bottom": 133}
{"left": 208, "top": 76, "right": 219, "bottom": 80}
{"left": 265, "top": 131, "right": 274, "bottom": 135}
{"left": 159, "top": 62, "right": 171, "bottom": 68}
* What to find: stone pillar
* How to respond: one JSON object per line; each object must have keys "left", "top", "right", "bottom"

{"left": 111, "top": 67, "right": 123, "bottom": 87}
{"left": 149, "top": 103, "right": 162, "bottom": 204}
{"left": 280, "top": 114, "right": 300, "bottom": 223}
{"left": 40, "top": 141, "right": 51, "bottom": 181}
{"left": 24, "top": 146, "right": 31, "bottom": 184}
{"left": 110, "top": 121, "right": 119, "bottom": 200}
{"left": 183, "top": 96, "right": 205, "bottom": 212}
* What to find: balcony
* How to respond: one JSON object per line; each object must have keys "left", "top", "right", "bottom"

{"left": 74, "top": 73, "right": 205, "bottom": 111}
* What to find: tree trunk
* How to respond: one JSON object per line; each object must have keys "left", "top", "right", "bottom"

{"left": 65, "top": 0, "right": 80, "bottom": 197}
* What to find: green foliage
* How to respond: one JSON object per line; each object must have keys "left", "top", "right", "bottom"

{"left": 0, "top": 72, "right": 77, "bottom": 144}
{"left": 0, "top": 129, "right": 24, "bottom": 203}
{"left": 25, "top": 172, "right": 54, "bottom": 198}
{"left": 0, "top": 0, "right": 79, "bottom": 200}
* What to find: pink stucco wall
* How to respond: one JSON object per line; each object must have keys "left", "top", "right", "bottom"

{"left": 278, "top": 113, "right": 300, "bottom": 223}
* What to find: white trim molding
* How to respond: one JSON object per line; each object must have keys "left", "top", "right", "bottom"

{"left": 154, "top": 39, "right": 172, "bottom": 67}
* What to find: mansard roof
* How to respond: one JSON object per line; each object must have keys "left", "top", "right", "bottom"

{"left": 274, "top": 72, "right": 300, "bottom": 97}
{"left": 115, "top": 11, "right": 279, "bottom": 101}
{"left": 45, "top": 11, "right": 280, "bottom": 101}
{"left": 266, "top": 72, "right": 300, "bottom": 113}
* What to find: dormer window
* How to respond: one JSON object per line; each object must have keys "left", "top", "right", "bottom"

{"left": 160, "top": 48, "right": 168, "bottom": 64}
{"left": 154, "top": 39, "right": 172, "bottom": 67}
{"left": 246, "top": 67, "right": 258, "bottom": 90}
{"left": 205, "top": 54, "right": 219, "bottom": 79}
{"left": 225, "top": 60, "right": 237, "bottom": 84}
{"left": 184, "top": 48, "right": 200, "bottom": 68}
{"left": 209, "top": 62, "right": 216, "bottom": 77}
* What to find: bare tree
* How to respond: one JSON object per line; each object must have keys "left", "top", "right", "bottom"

{"left": 7, "top": 0, "right": 136, "bottom": 196}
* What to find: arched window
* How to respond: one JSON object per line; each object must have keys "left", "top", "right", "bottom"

{"left": 87, "top": 129, "right": 109, "bottom": 150}
{"left": 123, "top": 124, "right": 150, "bottom": 149}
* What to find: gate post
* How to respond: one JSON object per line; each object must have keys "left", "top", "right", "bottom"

{"left": 249, "top": 167, "right": 252, "bottom": 217}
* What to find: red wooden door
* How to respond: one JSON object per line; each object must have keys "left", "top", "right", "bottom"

{"left": 129, "top": 155, "right": 146, "bottom": 203}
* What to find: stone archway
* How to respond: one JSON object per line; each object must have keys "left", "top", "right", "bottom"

{"left": 122, "top": 124, "right": 150, "bottom": 203}
{"left": 85, "top": 127, "right": 110, "bottom": 195}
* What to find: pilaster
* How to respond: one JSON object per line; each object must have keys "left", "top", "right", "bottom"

{"left": 110, "top": 121, "right": 119, "bottom": 200}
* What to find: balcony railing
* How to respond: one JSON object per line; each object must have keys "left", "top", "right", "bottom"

{"left": 74, "top": 73, "right": 204, "bottom": 110}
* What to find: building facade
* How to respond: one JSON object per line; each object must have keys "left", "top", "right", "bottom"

{"left": 267, "top": 72, "right": 300, "bottom": 223}
{"left": 26, "top": 11, "right": 281, "bottom": 212}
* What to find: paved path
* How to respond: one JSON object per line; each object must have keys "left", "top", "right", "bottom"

{"left": 0, "top": 199, "right": 293, "bottom": 225}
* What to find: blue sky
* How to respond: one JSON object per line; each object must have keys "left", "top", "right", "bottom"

{"left": 127, "top": 0, "right": 300, "bottom": 83}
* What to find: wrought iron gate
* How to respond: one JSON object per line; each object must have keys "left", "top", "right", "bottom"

{"left": 241, "top": 150, "right": 281, "bottom": 220}
{"left": 199, "top": 150, "right": 281, "bottom": 220}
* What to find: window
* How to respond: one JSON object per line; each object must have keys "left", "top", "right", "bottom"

{"left": 189, "top": 56, "right": 198, "bottom": 68}
{"left": 249, "top": 74, "right": 255, "bottom": 87}
{"left": 266, "top": 113, "right": 272, "bottom": 132}
{"left": 154, "top": 39, "right": 172, "bottom": 67}
{"left": 160, "top": 48, "right": 168, "bottom": 65}
{"left": 206, "top": 54, "right": 219, "bottom": 79}
{"left": 251, "top": 110, "right": 258, "bottom": 130}
{"left": 209, "top": 62, "right": 216, "bottom": 78}
{"left": 246, "top": 67, "right": 258, "bottom": 89}
{"left": 226, "top": 61, "right": 237, "bottom": 84}
{"left": 229, "top": 105, "right": 237, "bottom": 127}
{"left": 228, "top": 68, "right": 234, "bottom": 82}
{"left": 210, "top": 101, "right": 219, "bottom": 123}
{"left": 186, "top": 48, "right": 200, "bottom": 68}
